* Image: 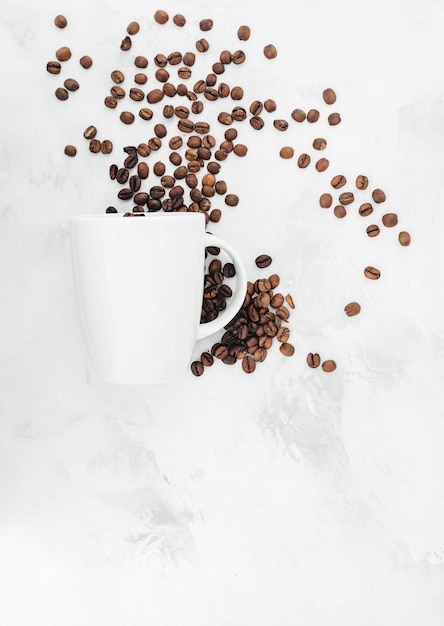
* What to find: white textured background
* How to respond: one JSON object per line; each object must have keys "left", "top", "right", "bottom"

{"left": 1, "top": 0, "right": 444, "bottom": 624}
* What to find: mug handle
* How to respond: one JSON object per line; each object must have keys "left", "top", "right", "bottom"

{"left": 196, "top": 233, "right": 247, "bottom": 341}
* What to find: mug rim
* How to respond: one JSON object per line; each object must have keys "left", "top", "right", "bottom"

{"left": 69, "top": 212, "right": 205, "bottom": 222}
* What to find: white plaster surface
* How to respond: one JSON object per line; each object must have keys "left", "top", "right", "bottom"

{"left": 1, "top": 0, "right": 444, "bottom": 624}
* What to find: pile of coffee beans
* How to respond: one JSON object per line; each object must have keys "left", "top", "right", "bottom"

{"left": 191, "top": 253, "right": 296, "bottom": 376}
{"left": 46, "top": 9, "right": 412, "bottom": 379}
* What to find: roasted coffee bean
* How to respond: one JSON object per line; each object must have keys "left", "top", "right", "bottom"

{"left": 193, "top": 80, "right": 206, "bottom": 94}
{"left": 100, "top": 140, "right": 113, "bottom": 154}
{"left": 315, "top": 158, "right": 329, "bottom": 172}
{"left": 232, "top": 49, "right": 246, "bottom": 64}
{"left": 319, "top": 193, "right": 333, "bottom": 208}
{"left": 118, "top": 188, "right": 133, "bottom": 200}
{"left": 199, "top": 18, "right": 213, "bottom": 31}
{"left": 214, "top": 148, "right": 228, "bottom": 161}
{"left": 359, "top": 202, "right": 373, "bottom": 216}
{"left": 219, "top": 140, "right": 233, "bottom": 153}
{"left": 203, "top": 135, "right": 216, "bottom": 148}
{"left": 150, "top": 185, "right": 166, "bottom": 199}
{"left": 162, "top": 82, "right": 177, "bottom": 97}
{"left": 334, "top": 205, "right": 346, "bottom": 218}
{"left": 285, "top": 294, "right": 295, "bottom": 310}
{"left": 279, "top": 146, "right": 294, "bottom": 159}
{"left": 154, "top": 9, "right": 169, "bottom": 23}
{"left": 173, "top": 13, "right": 186, "bottom": 27}
{"left": 154, "top": 54, "right": 167, "bottom": 68}
{"left": 152, "top": 161, "right": 165, "bottom": 176}
{"left": 147, "top": 88, "right": 164, "bottom": 104}
{"left": 47, "top": 60, "right": 61, "bottom": 74}
{"left": 120, "top": 36, "right": 132, "bottom": 51}
{"left": 225, "top": 194, "right": 239, "bottom": 206}
{"left": 172, "top": 165, "right": 186, "bottom": 179}
{"left": 110, "top": 85, "right": 125, "bottom": 99}
{"left": 276, "top": 326, "right": 290, "bottom": 343}
{"left": 138, "top": 107, "right": 153, "bottom": 121}
{"left": 111, "top": 70, "right": 125, "bottom": 84}
{"left": 270, "top": 293, "right": 284, "bottom": 308}
{"left": 83, "top": 125, "right": 97, "bottom": 140}
{"left": 182, "top": 51, "right": 196, "bottom": 67}
{"left": 190, "top": 360, "right": 204, "bottom": 376}
{"left": 177, "top": 118, "right": 194, "bottom": 133}
{"left": 169, "top": 185, "right": 184, "bottom": 199}
{"left": 104, "top": 96, "right": 118, "bottom": 109}
{"left": 263, "top": 44, "right": 277, "bottom": 59}
{"left": 232, "top": 106, "right": 247, "bottom": 121}
{"left": 382, "top": 213, "right": 398, "bottom": 227}
{"left": 338, "top": 191, "right": 354, "bottom": 205}
{"left": 120, "top": 111, "right": 135, "bottom": 124}
{"left": 136, "top": 143, "right": 150, "bottom": 158}
{"left": 280, "top": 343, "right": 294, "bottom": 357}
{"left": 233, "top": 144, "right": 248, "bottom": 157}
{"left": 168, "top": 51, "right": 182, "bottom": 65}
{"left": 169, "top": 152, "right": 182, "bottom": 165}
{"left": 192, "top": 101, "right": 204, "bottom": 114}
{"left": 313, "top": 137, "right": 327, "bottom": 150}
{"left": 323, "top": 87, "right": 337, "bottom": 104}
{"left": 218, "top": 111, "right": 233, "bottom": 125}
{"left": 124, "top": 152, "right": 138, "bottom": 168}
{"left": 398, "top": 231, "right": 411, "bottom": 246}
{"left": 89, "top": 139, "right": 101, "bottom": 153}
{"left": 322, "top": 359, "right": 336, "bottom": 372}
{"left": 307, "top": 109, "right": 320, "bottom": 123}
{"left": 213, "top": 344, "right": 229, "bottom": 359}
{"left": 178, "top": 66, "right": 192, "bottom": 79}
{"left": 291, "top": 108, "right": 306, "bottom": 122}
{"left": 106, "top": 206, "right": 117, "bottom": 213}
{"left": 135, "top": 56, "right": 148, "bottom": 68}
{"left": 54, "top": 14, "right": 67, "bottom": 28}
{"left": 64, "top": 144, "right": 77, "bottom": 157}
{"left": 366, "top": 224, "right": 380, "bottom": 237}
{"left": 127, "top": 21, "right": 140, "bottom": 35}
{"left": 130, "top": 87, "right": 144, "bottom": 101}
{"left": 250, "top": 116, "right": 264, "bottom": 130}
{"left": 269, "top": 274, "right": 280, "bottom": 288}
{"left": 364, "top": 266, "right": 381, "bottom": 280}
{"left": 129, "top": 175, "right": 141, "bottom": 192}
{"left": 207, "top": 162, "right": 221, "bottom": 175}
{"left": 222, "top": 262, "right": 235, "bottom": 278}
{"left": 328, "top": 112, "right": 341, "bottom": 125}
{"left": 56, "top": 46, "right": 71, "bottom": 61}
{"left": 204, "top": 87, "right": 218, "bottom": 101}
{"left": 147, "top": 198, "right": 161, "bottom": 211}
{"left": 306, "top": 352, "right": 321, "bottom": 368}
{"left": 116, "top": 167, "right": 129, "bottom": 183}
{"left": 331, "top": 174, "right": 346, "bottom": 189}
{"left": 242, "top": 355, "right": 256, "bottom": 373}
{"left": 137, "top": 162, "right": 149, "bottom": 179}
{"left": 262, "top": 98, "right": 276, "bottom": 113}
{"left": 161, "top": 198, "right": 172, "bottom": 211}
{"left": 63, "top": 78, "right": 79, "bottom": 91}
{"left": 162, "top": 104, "right": 173, "bottom": 118}
{"left": 344, "top": 302, "right": 361, "bottom": 317}
{"left": 79, "top": 55, "right": 93, "bottom": 69}
{"left": 174, "top": 105, "right": 189, "bottom": 119}
{"left": 55, "top": 87, "right": 69, "bottom": 100}
{"left": 213, "top": 180, "right": 226, "bottom": 195}
{"left": 209, "top": 208, "right": 221, "bottom": 222}
{"left": 109, "top": 163, "right": 118, "bottom": 179}
{"left": 372, "top": 188, "right": 386, "bottom": 203}
{"left": 249, "top": 100, "right": 263, "bottom": 115}
{"left": 187, "top": 135, "right": 201, "bottom": 148}
{"left": 195, "top": 122, "right": 210, "bottom": 134}
{"left": 148, "top": 137, "right": 162, "bottom": 151}
{"left": 237, "top": 24, "right": 251, "bottom": 40}
{"left": 134, "top": 73, "right": 147, "bottom": 84}
{"left": 153, "top": 123, "right": 167, "bottom": 138}
{"left": 255, "top": 254, "right": 272, "bottom": 268}
{"left": 133, "top": 192, "right": 149, "bottom": 205}
{"left": 297, "top": 153, "right": 310, "bottom": 168}
{"left": 196, "top": 38, "right": 209, "bottom": 53}
{"left": 356, "top": 174, "right": 369, "bottom": 190}
{"left": 123, "top": 145, "right": 137, "bottom": 154}
{"left": 274, "top": 119, "right": 288, "bottom": 131}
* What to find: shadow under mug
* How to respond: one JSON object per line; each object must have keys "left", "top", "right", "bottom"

{"left": 69, "top": 212, "right": 247, "bottom": 384}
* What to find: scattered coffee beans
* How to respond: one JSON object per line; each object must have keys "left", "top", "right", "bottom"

{"left": 322, "top": 88, "right": 336, "bottom": 104}
{"left": 364, "top": 266, "right": 381, "bottom": 280}
{"left": 237, "top": 25, "right": 251, "bottom": 40}
{"left": 47, "top": 60, "right": 61, "bottom": 74}
{"left": 56, "top": 46, "right": 71, "bottom": 61}
{"left": 154, "top": 10, "right": 169, "bottom": 24}
{"left": 255, "top": 254, "right": 272, "bottom": 268}
{"left": 321, "top": 359, "right": 336, "bottom": 372}
{"left": 382, "top": 213, "right": 398, "bottom": 227}
{"left": 372, "top": 188, "right": 386, "bottom": 203}
{"left": 263, "top": 44, "right": 277, "bottom": 59}
{"left": 356, "top": 174, "right": 369, "bottom": 190}
{"left": 55, "top": 87, "right": 69, "bottom": 100}
{"left": 366, "top": 224, "right": 380, "bottom": 237}
{"left": 320, "top": 193, "right": 333, "bottom": 208}
{"left": 344, "top": 302, "right": 361, "bottom": 317}
{"left": 307, "top": 353, "right": 321, "bottom": 368}
{"left": 334, "top": 205, "right": 346, "bottom": 218}
{"left": 398, "top": 231, "right": 411, "bottom": 246}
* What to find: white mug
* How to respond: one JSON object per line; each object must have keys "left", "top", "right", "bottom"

{"left": 68, "top": 212, "right": 246, "bottom": 385}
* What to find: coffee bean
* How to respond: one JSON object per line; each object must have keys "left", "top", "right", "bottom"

{"left": 280, "top": 146, "right": 294, "bottom": 159}
{"left": 372, "top": 188, "right": 386, "bottom": 203}
{"left": 120, "top": 111, "right": 135, "bottom": 124}
{"left": 173, "top": 13, "right": 186, "bottom": 27}
{"left": 154, "top": 123, "right": 167, "bottom": 138}
{"left": 250, "top": 116, "right": 264, "bottom": 130}
{"left": 134, "top": 192, "right": 149, "bottom": 205}
{"left": 398, "top": 231, "right": 411, "bottom": 246}
{"left": 47, "top": 60, "right": 61, "bottom": 74}
{"left": 344, "top": 302, "right": 361, "bottom": 317}
{"left": 55, "top": 87, "right": 69, "bottom": 100}
{"left": 217, "top": 111, "right": 233, "bottom": 125}
{"left": 190, "top": 360, "right": 204, "bottom": 376}
{"left": 111, "top": 70, "right": 125, "bottom": 84}
{"left": 270, "top": 293, "right": 284, "bottom": 308}
{"left": 100, "top": 140, "right": 113, "bottom": 154}
{"left": 207, "top": 161, "right": 221, "bottom": 174}
{"left": 307, "top": 109, "right": 320, "bottom": 123}
{"left": 129, "top": 175, "right": 141, "bottom": 192}
{"left": 338, "top": 191, "right": 354, "bottom": 205}
{"left": 331, "top": 174, "right": 346, "bottom": 189}
{"left": 116, "top": 168, "right": 129, "bottom": 184}
{"left": 322, "top": 359, "right": 336, "bottom": 372}
{"left": 109, "top": 164, "right": 118, "bottom": 180}
{"left": 147, "top": 88, "right": 164, "bottom": 104}
{"left": 322, "top": 87, "right": 337, "bottom": 104}
{"left": 263, "top": 44, "right": 277, "bottom": 59}
{"left": 366, "top": 224, "right": 380, "bottom": 237}
{"left": 232, "top": 106, "right": 247, "bottom": 121}
{"left": 138, "top": 107, "right": 153, "bottom": 121}
{"left": 364, "top": 266, "right": 381, "bottom": 280}
{"left": 359, "top": 202, "right": 373, "bottom": 217}
{"left": 356, "top": 174, "right": 369, "bottom": 190}
{"left": 334, "top": 205, "right": 346, "bottom": 218}
{"left": 319, "top": 193, "right": 333, "bottom": 208}
{"left": 192, "top": 101, "right": 204, "bottom": 114}
{"left": 120, "top": 36, "right": 132, "bottom": 51}
{"left": 382, "top": 213, "right": 398, "bottom": 227}
{"left": 64, "top": 145, "right": 77, "bottom": 157}
{"left": 296, "top": 153, "right": 310, "bottom": 168}
{"left": 168, "top": 51, "right": 182, "bottom": 65}
{"left": 156, "top": 68, "right": 170, "bottom": 83}
{"left": 83, "top": 125, "right": 97, "bottom": 139}
{"left": 242, "top": 355, "right": 256, "bottom": 373}
{"left": 280, "top": 343, "right": 295, "bottom": 356}
{"left": 178, "top": 118, "right": 194, "bottom": 133}
{"left": 196, "top": 38, "right": 209, "bottom": 53}
{"left": 276, "top": 327, "right": 290, "bottom": 343}
{"left": 127, "top": 21, "right": 139, "bottom": 35}
{"left": 124, "top": 152, "right": 138, "bottom": 168}
{"left": 233, "top": 144, "right": 248, "bottom": 157}
{"left": 56, "top": 46, "right": 71, "bottom": 61}
{"left": 104, "top": 96, "right": 117, "bottom": 109}
{"left": 150, "top": 185, "right": 166, "bottom": 199}
{"left": 106, "top": 206, "right": 117, "bottom": 213}
{"left": 237, "top": 25, "right": 251, "bottom": 40}
{"left": 54, "top": 15, "right": 67, "bottom": 28}
{"left": 204, "top": 87, "right": 218, "bottom": 101}
{"left": 328, "top": 112, "right": 341, "bottom": 125}
{"left": 89, "top": 139, "right": 101, "bottom": 153}
{"left": 225, "top": 194, "right": 239, "bottom": 206}
{"left": 255, "top": 254, "right": 272, "bottom": 268}
{"left": 273, "top": 119, "right": 288, "bottom": 131}
{"left": 315, "top": 158, "right": 329, "bottom": 172}
{"left": 285, "top": 294, "right": 295, "bottom": 309}
{"left": 152, "top": 161, "right": 166, "bottom": 176}
{"left": 178, "top": 66, "right": 192, "bottom": 79}
{"left": 135, "top": 56, "right": 148, "bottom": 68}
{"left": 199, "top": 18, "right": 213, "bottom": 31}
{"left": 313, "top": 137, "right": 327, "bottom": 150}
{"left": 154, "top": 10, "right": 169, "bottom": 24}
{"left": 118, "top": 188, "right": 133, "bottom": 200}
{"left": 130, "top": 87, "right": 145, "bottom": 101}
{"left": 137, "top": 163, "right": 149, "bottom": 179}
{"left": 110, "top": 85, "right": 125, "bottom": 99}
{"left": 163, "top": 83, "right": 177, "bottom": 97}
{"left": 307, "top": 352, "right": 321, "bottom": 368}
{"left": 249, "top": 100, "right": 263, "bottom": 115}
{"left": 232, "top": 50, "right": 246, "bottom": 64}
{"left": 291, "top": 108, "right": 306, "bottom": 122}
